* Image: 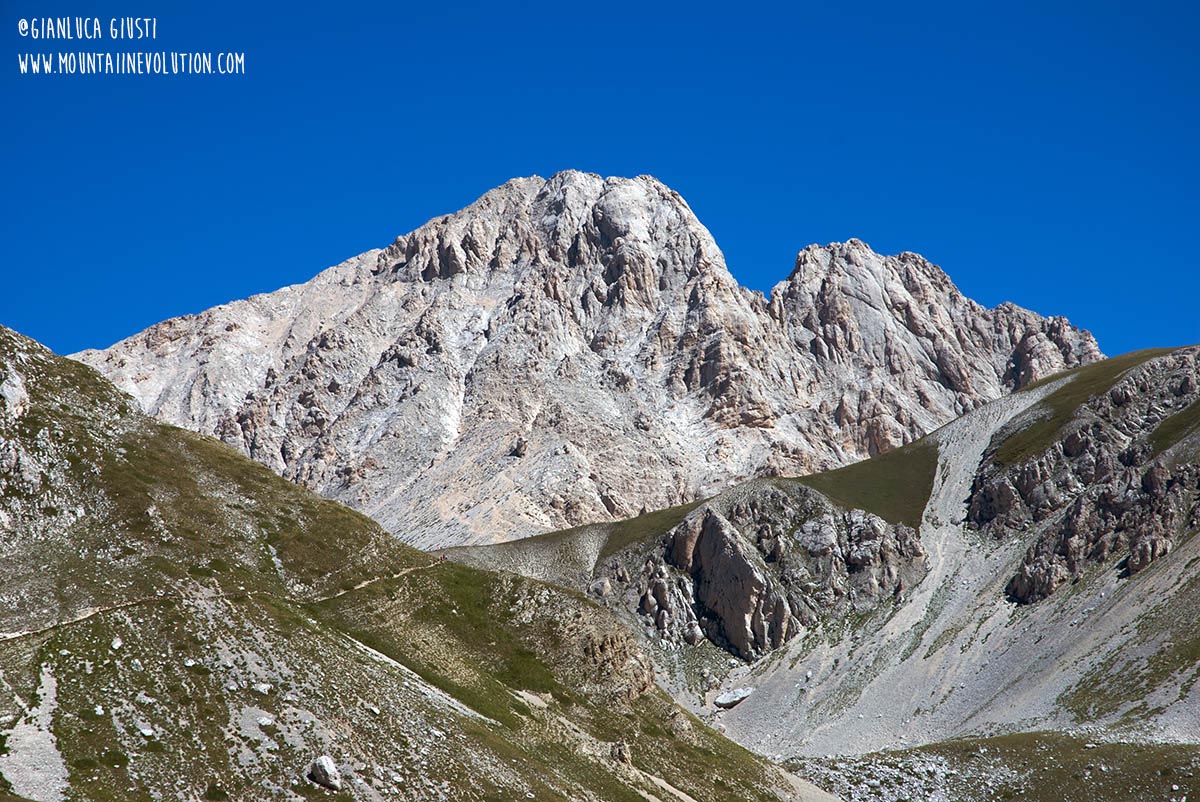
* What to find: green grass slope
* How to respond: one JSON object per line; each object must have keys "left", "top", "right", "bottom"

{"left": 1150, "top": 397, "right": 1200, "bottom": 457}
{"left": 790, "top": 439, "right": 938, "bottom": 528}
{"left": 1058, "top": 548, "right": 1200, "bottom": 725}
{"left": 791, "top": 731, "right": 1199, "bottom": 802}
{"left": 313, "top": 561, "right": 792, "bottom": 802}
{"left": 450, "top": 438, "right": 938, "bottom": 591}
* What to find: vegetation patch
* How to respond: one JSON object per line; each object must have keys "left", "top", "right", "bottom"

{"left": 311, "top": 563, "right": 563, "bottom": 728}
{"left": 311, "top": 562, "right": 788, "bottom": 802}
{"left": 1149, "top": 397, "right": 1200, "bottom": 456}
{"left": 599, "top": 500, "right": 705, "bottom": 557}
{"left": 920, "top": 732, "right": 1199, "bottom": 802}
{"left": 476, "top": 498, "right": 706, "bottom": 568}
{"left": 0, "top": 790, "right": 41, "bottom": 802}
{"left": 1060, "top": 570, "right": 1200, "bottom": 722}
{"left": 790, "top": 439, "right": 938, "bottom": 528}
{"left": 792, "top": 731, "right": 1200, "bottom": 802}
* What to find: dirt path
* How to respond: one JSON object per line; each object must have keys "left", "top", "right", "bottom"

{"left": 0, "top": 597, "right": 159, "bottom": 643}
{"left": 310, "top": 560, "right": 438, "bottom": 603}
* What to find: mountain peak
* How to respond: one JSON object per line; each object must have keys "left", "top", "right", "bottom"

{"left": 75, "top": 175, "right": 1100, "bottom": 548}
{"left": 373, "top": 171, "right": 730, "bottom": 298}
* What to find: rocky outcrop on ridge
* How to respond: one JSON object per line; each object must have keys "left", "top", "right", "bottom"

{"left": 968, "top": 347, "right": 1200, "bottom": 603}
{"left": 75, "top": 171, "right": 1100, "bottom": 548}
{"left": 594, "top": 481, "right": 926, "bottom": 660}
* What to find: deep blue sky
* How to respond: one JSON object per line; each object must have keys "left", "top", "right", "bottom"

{"left": 3, "top": 1, "right": 1197, "bottom": 356}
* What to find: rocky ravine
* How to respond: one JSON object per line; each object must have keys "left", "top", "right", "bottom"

{"left": 76, "top": 171, "right": 1100, "bottom": 549}
{"left": 717, "top": 348, "right": 1200, "bottom": 758}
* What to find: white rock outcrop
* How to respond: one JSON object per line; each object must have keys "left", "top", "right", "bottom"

{"left": 75, "top": 171, "right": 1100, "bottom": 549}
{"left": 714, "top": 687, "right": 754, "bottom": 709}
{"left": 308, "top": 755, "right": 341, "bottom": 790}
{"left": 0, "top": 665, "right": 69, "bottom": 802}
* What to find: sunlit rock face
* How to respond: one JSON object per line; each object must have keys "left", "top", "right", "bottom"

{"left": 76, "top": 171, "right": 1100, "bottom": 548}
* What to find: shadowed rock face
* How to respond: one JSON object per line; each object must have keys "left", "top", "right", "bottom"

{"left": 605, "top": 482, "right": 926, "bottom": 660}
{"left": 76, "top": 171, "right": 1100, "bottom": 549}
{"left": 967, "top": 347, "right": 1200, "bottom": 603}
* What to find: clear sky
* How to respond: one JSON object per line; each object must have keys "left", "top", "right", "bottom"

{"left": 3, "top": 1, "right": 1197, "bottom": 356}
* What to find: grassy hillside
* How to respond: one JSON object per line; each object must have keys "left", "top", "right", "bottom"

{"left": 451, "top": 438, "right": 939, "bottom": 590}
{"left": 313, "top": 561, "right": 790, "bottom": 802}
{"left": 790, "top": 440, "right": 938, "bottom": 528}
{"left": 0, "top": 327, "right": 821, "bottom": 802}
{"left": 1150, "top": 397, "right": 1200, "bottom": 456}
{"left": 1059, "top": 557, "right": 1200, "bottom": 725}
{"left": 993, "top": 348, "right": 1177, "bottom": 465}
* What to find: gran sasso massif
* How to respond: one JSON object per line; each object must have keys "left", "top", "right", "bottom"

{"left": 3, "top": 172, "right": 1196, "bottom": 802}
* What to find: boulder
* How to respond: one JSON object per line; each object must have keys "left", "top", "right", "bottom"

{"left": 714, "top": 687, "right": 753, "bottom": 709}
{"left": 308, "top": 755, "right": 342, "bottom": 790}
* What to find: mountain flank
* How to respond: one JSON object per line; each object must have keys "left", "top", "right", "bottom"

{"left": 0, "top": 325, "right": 835, "bottom": 802}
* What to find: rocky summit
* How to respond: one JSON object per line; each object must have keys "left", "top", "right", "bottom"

{"left": 75, "top": 171, "right": 1100, "bottom": 549}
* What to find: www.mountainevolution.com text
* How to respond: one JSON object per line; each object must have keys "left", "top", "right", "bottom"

{"left": 17, "top": 50, "right": 245, "bottom": 75}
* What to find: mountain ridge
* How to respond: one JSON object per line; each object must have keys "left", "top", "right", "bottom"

{"left": 75, "top": 171, "right": 1102, "bottom": 549}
